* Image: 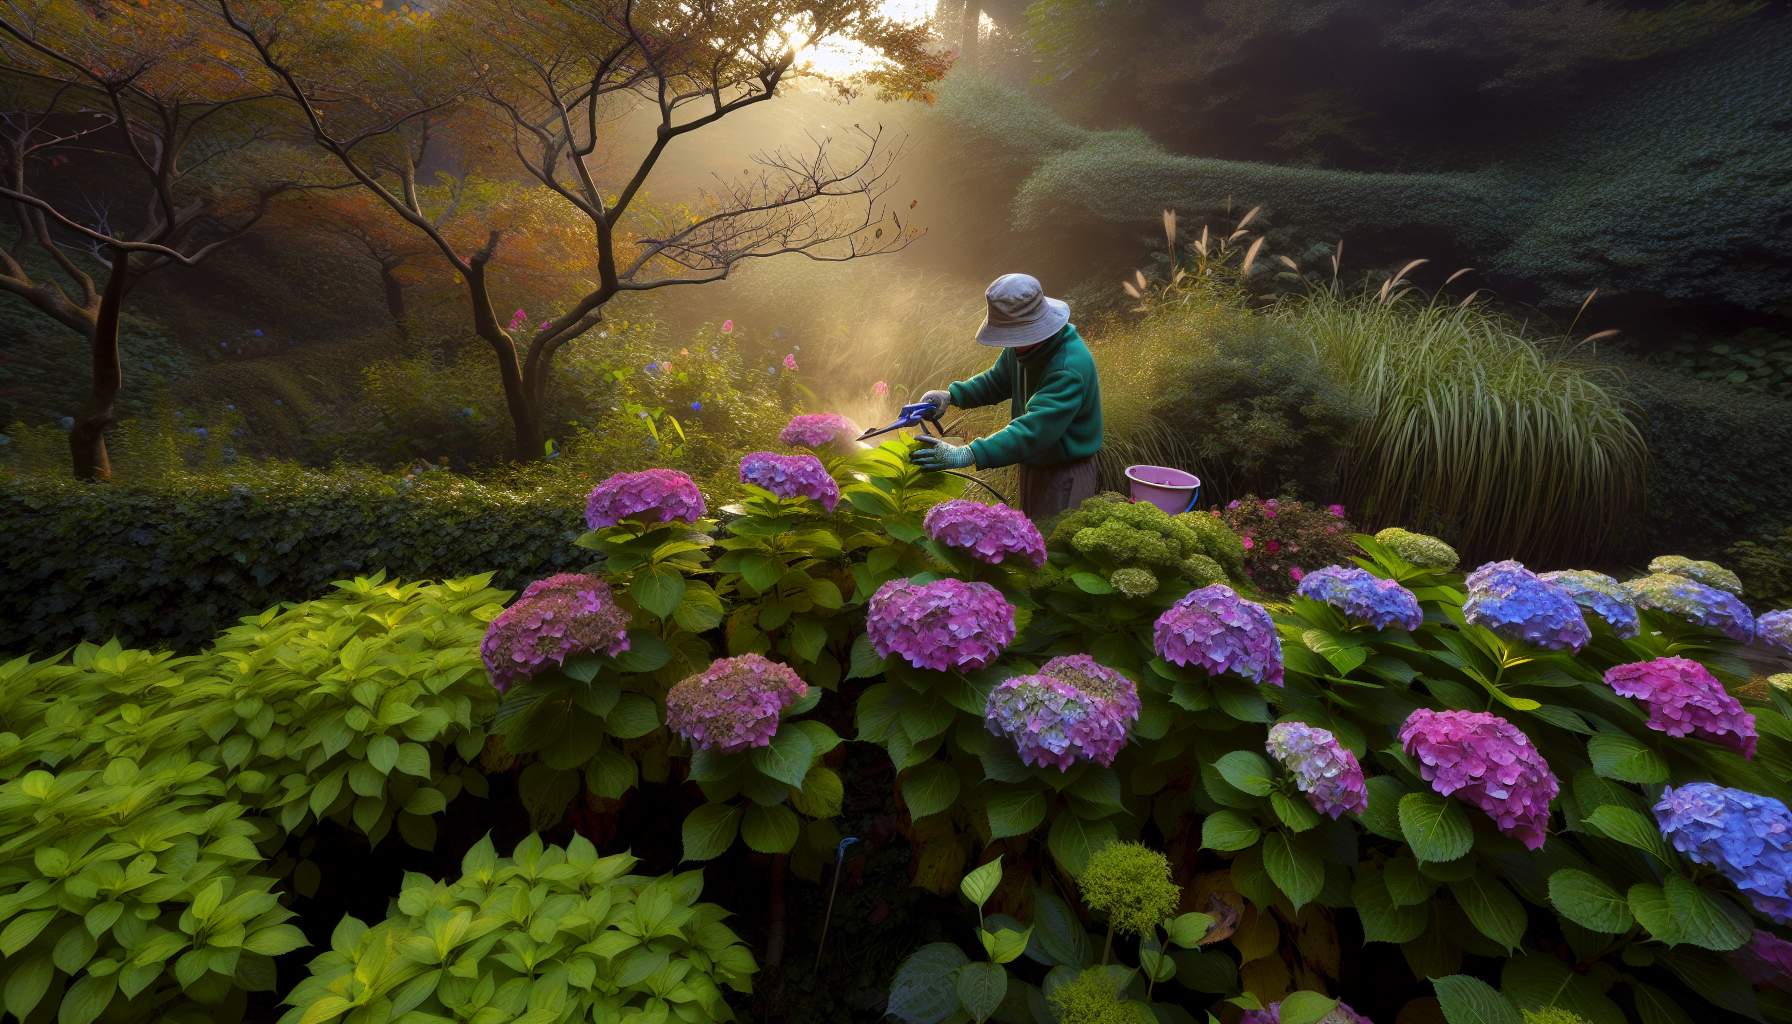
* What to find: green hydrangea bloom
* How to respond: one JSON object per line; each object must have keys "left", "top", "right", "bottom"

{"left": 1179, "top": 554, "right": 1226, "bottom": 588}
{"left": 1108, "top": 567, "right": 1160, "bottom": 598}
{"left": 1374, "top": 527, "right": 1460, "bottom": 570}
{"left": 1648, "top": 555, "right": 1744, "bottom": 595}
{"left": 1172, "top": 511, "right": 1247, "bottom": 578}
{"left": 1077, "top": 842, "right": 1181, "bottom": 938}
{"left": 1073, "top": 518, "right": 1180, "bottom": 571}
{"left": 1769, "top": 672, "right": 1792, "bottom": 693}
{"left": 1048, "top": 968, "right": 1153, "bottom": 1024}
{"left": 1521, "top": 1009, "right": 1590, "bottom": 1024}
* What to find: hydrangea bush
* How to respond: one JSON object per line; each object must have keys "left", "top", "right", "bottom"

{"left": 738, "top": 450, "right": 841, "bottom": 511}
{"left": 1463, "top": 559, "right": 1591, "bottom": 652}
{"left": 1295, "top": 564, "right": 1423, "bottom": 631}
{"left": 1265, "top": 721, "right": 1368, "bottom": 819}
{"left": 1603, "top": 657, "right": 1757, "bottom": 757}
{"left": 924, "top": 499, "right": 1047, "bottom": 568}
{"left": 1399, "top": 708, "right": 1559, "bottom": 849}
{"left": 868, "top": 577, "right": 1016, "bottom": 672}
{"left": 1153, "top": 584, "right": 1284, "bottom": 686}
{"left": 480, "top": 572, "right": 632, "bottom": 692}
{"left": 585, "top": 467, "right": 706, "bottom": 528}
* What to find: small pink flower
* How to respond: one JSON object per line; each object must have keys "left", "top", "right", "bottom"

{"left": 1242, "top": 536, "right": 1254, "bottom": 550}
{"left": 1265, "top": 540, "right": 1281, "bottom": 555}
{"left": 540, "top": 321, "right": 551, "bottom": 330}
{"left": 873, "top": 380, "right": 890, "bottom": 397}
{"left": 1328, "top": 504, "right": 1346, "bottom": 517}
{"left": 1290, "top": 567, "right": 1305, "bottom": 581}
{"left": 721, "top": 319, "right": 734, "bottom": 333}
{"left": 1262, "top": 507, "right": 1277, "bottom": 518}
{"left": 783, "top": 353, "right": 798, "bottom": 371}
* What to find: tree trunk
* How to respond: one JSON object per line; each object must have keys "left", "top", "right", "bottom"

{"left": 465, "top": 261, "right": 540, "bottom": 461}
{"left": 69, "top": 249, "right": 131, "bottom": 481}
{"left": 380, "top": 260, "right": 407, "bottom": 335}
{"left": 959, "top": 2, "right": 981, "bottom": 69}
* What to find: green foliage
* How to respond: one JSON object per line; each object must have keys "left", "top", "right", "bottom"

{"left": 277, "top": 834, "right": 757, "bottom": 1024}
{"left": 1651, "top": 329, "right": 1792, "bottom": 394}
{"left": 1077, "top": 842, "right": 1180, "bottom": 939}
{"left": 1726, "top": 526, "right": 1792, "bottom": 608}
{"left": 1149, "top": 314, "right": 1369, "bottom": 503}
{"left": 0, "top": 757, "right": 299, "bottom": 1024}
{"left": 0, "top": 464, "right": 585, "bottom": 652}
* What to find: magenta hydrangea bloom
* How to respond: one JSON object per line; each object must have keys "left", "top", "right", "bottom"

{"left": 1266, "top": 721, "right": 1368, "bottom": 819}
{"left": 1603, "top": 657, "right": 1757, "bottom": 758}
{"left": 1041, "top": 654, "right": 1142, "bottom": 723}
{"left": 585, "top": 468, "right": 705, "bottom": 529}
{"left": 739, "top": 451, "right": 841, "bottom": 511}
{"left": 1758, "top": 609, "right": 1792, "bottom": 656}
{"left": 1296, "top": 565, "right": 1423, "bottom": 631}
{"left": 665, "top": 654, "right": 808, "bottom": 754}
{"left": 1463, "top": 560, "right": 1591, "bottom": 652}
{"left": 779, "top": 412, "right": 862, "bottom": 452}
{"left": 1241, "top": 1001, "right": 1373, "bottom": 1024}
{"left": 1626, "top": 572, "right": 1756, "bottom": 643}
{"left": 923, "top": 499, "right": 1047, "bottom": 568}
{"left": 868, "top": 578, "right": 1016, "bottom": 672}
{"left": 1152, "top": 584, "right": 1283, "bottom": 687}
{"left": 481, "top": 574, "right": 632, "bottom": 692}
{"left": 985, "top": 671, "right": 1132, "bottom": 771}
{"left": 1398, "top": 708, "right": 1558, "bottom": 850}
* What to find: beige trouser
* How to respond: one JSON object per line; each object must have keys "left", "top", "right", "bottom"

{"left": 1016, "top": 456, "right": 1100, "bottom": 522}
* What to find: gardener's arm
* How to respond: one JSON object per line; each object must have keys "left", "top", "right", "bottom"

{"left": 967, "top": 368, "right": 1080, "bottom": 469}
{"left": 947, "top": 354, "right": 1011, "bottom": 411}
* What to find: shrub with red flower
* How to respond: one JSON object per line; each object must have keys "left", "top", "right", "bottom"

{"left": 1218, "top": 496, "right": 1360, "bottom": 597}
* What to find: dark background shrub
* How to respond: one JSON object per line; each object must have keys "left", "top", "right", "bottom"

{"left": 0, "top": 466, "right": 588, "bottom": 653}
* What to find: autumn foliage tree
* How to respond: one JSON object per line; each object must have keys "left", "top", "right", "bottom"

{"left": 217, "top": 0, "right": 946, "bottom": 460}
{"left": 0, "top": 0, "right": 314, "bottom": 479}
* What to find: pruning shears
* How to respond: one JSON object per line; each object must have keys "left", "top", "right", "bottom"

{"left": 856, "top": 401, "right": 955, "bottom": 442}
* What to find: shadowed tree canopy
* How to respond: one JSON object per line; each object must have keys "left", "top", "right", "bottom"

{"left": 216, "top": 0, "right": 946, "bottom": 461}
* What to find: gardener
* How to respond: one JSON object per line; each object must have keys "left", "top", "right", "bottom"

{"left": 912, "top": 273, "right": 1103, "bottom": 521}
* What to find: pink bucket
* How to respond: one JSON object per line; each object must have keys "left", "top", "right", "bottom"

{"left": 1125, "top": 465, "right": 1201, "bottom": 515}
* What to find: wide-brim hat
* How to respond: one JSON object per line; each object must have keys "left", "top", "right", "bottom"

{"left": 975, "top": 272, "right": 1070, "bottom": 348}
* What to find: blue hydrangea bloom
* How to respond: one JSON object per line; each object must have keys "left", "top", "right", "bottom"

{"left": 1538, "top": 569, "right": 1641, "bottom": 639}
{"left": 1296, "top": 565, "right": 1423, "bottom": 631}
{"left": 1626, "top": 573, "right": 1756, "bottom": 643}
{"left": 1654, "top": 783, "right": 1792, "bottom": 924}
{"left": 1756, "top": 609, "right": 1792, "bottom": 656}
{"left": 1463, "top": 560, "right": 1590, "bottom": 652}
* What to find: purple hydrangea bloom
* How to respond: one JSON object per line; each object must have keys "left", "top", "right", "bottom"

{"left": 1735, "top": 930, "right": 1792, "bottom": 989}
{"left": 868, "top": 578, "right": 1016, "bottom": 672}
{"left": 779, "top": 412, "right": 862, "bottom": 452}
{"left": 1152, "top": 584, "right": 1284, "bottom": 687}
{"left": 665, "top": 654, "right": 808, "bottom": 754}
{"left": 1463, "top": 560, "right": 1591, "bottom": 652}
{"left": 481, "top": 574, "right": 632, "bottom": 692}
{"left": 985, "top": 670, "right": 1133, "bottom": 771}
{"left": 1655, "top": 783, "right": 1792, "bottom": 925}
{"left": 1241, "top": 1001, "right": 1373, "bottom": 1024}
{"left": 1603, "top": 657, "right": 1757, "bottom": 758}
{"left": 1296, "top": 565, "right": 1423, "bottom": 631}
{"left": 1626, "top": 573, "right": 1756, "bottom": 643}
{"left": 1399, "top": 708, "right": 1558, "bottom": 850}
{"left": 923, "top": 499, "right": 1047, "bottom": 568}
{"left": 585, "top": 468, "right": 706, "bottom": 529}
{"left": 1266, "top": 721, "right": 1368, "bottom": 819}
{"left": 1040, "top": 654, "right": 1142, "bottom": 723}
{"left": 739, "top": 451, "right": 841, "bottom": 511}
{"left": 1538, "top": 569, "right": 1642, "bottom": 639}
{"left": 1757, "top": 609, "right": 1792, "bottom": 656}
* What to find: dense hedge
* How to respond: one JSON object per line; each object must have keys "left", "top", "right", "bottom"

{"left": 0, "top": 466, "right": 586, "bottom": 653}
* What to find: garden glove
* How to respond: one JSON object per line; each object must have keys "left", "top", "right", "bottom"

{"left": 912, "top": 435, "right": 975, "bottom": 471}
{"left": 919, "top": 389, "right": 950, "bottom": 421}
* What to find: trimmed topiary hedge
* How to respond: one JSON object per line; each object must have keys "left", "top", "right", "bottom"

{"left": 0, "top": 465, "right": 587, "bottom": 653}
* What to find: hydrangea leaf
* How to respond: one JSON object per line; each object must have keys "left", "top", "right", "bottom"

{"left": 681, "top": 804, "right": 740, "bottom": 862}
{"left": 1214, "top": 750, "right": 1275, "bottom": 797}
{"left": 1200, "top": 810, "right": 1261, "bottom": 852}
{"left": 900, "top": 762, "right": 960, "bottom": 820}
{"left": 1398, "top": 792, "right": 1474, "bottom": 863}
{"left": 960, "top": 856, "right": 1004, "bottom": 908}
{"left": 1263, "top": 831, "right": 1323, "bottom": 910}
{"left": 740, "top": 804, "right": 799, "bottom": 854}
{"left": 986, "top": 789, "right": 1047, "bottom": 840}
{"left": 1431, "top": 974, "right": 1522, "bottom": 1024}
{"left": 1584, "top": 805, "right": 1669, "bottom": 863}
{"left": 955, "top": 961, "right": 1008, "bottom": 1024}
{"left": 1546, "top": 869, "right": 1633, "bottom": 934}
{"left": 1661, "top": 876, "right": 1751, "bottom": 952}
{"left": 631, "top": 565, "right": 686, "bottom": 620}
{"left": 1448, "top": 873, "right": 1526, "bottom": 952}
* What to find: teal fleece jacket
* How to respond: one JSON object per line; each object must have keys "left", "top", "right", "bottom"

{"left": 947, "top": 324, "right": 1103, "bottom": 470}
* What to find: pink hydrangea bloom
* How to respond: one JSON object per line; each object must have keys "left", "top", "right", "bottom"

{"left": 586, "top": 468, "right": 706, "bottom": 529}
{"left": 923, "top": 499, "right": 1047, "bottom": 567}
{"left": 481, "top": 574, "right": 632, "bottom": 692}
{"left": 868, "top": 578, "right": 1015, "bottom": 672}
{"left": 1041, "top": 654, "right": 1141, "bottom": 723}
{"left": 739, "top": 451, "right": 840, "bottom": 511}
{"left": 720, "top": 319, "right": 734, "bottom": 333}
{"left": 1327, "top": 504, "right": 1346, "bottom": 517}
{"left": 1266, "top": 721, "right": 1368, "bottom": 819}
{"left": 873, "top": 380, "right": 890, "bottom": 397}
{"left": 1399, "top": 708, "right": 1558, "bottom": 850}
{"left": 1603, "top": 657, "right": 1757, "bottom": 758}
{"left": 1152, "top": 584, "right": 1284, "bottom": 687}
{"left": 780, "top": 412, "right": 862, "bottom": 451}
{"left": 985, "top": 661, "right": 1136, "bottom": 770}
{"left": 665, "top": 654, "right": 808, "bottom": 754}
{"left": 783, "top": 353, "right": 798, "bottom": 371}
